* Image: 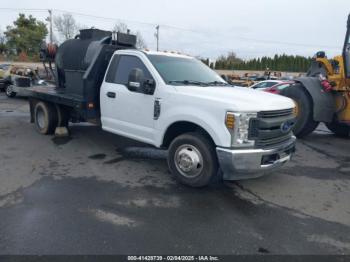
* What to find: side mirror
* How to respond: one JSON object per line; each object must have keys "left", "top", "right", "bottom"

{"left": 143, "top": 79, "right": 156, "bottom": 95}
{"left": 127, "top": 68, "right": 156, "bottom": 95}
{"left": 127, "top": 68, "right": 144, "bottom": 92}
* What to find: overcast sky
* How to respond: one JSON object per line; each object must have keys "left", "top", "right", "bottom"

{"left": 0, "top": 0, "right": 349, "bottom": 60}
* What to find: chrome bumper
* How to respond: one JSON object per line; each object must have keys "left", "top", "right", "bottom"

{"left": 216, "top": 136, "right": 296, "bottom": 180}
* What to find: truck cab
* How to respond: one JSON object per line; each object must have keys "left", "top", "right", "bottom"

{"left": 99, "top": 49, "right": 296, "bottom": 186}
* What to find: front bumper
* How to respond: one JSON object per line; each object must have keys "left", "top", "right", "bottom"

{"left": 217, "top": 136, "right": 296, "bottom": 180}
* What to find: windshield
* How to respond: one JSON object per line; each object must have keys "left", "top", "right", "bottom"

{"left": 147, "top": 54, "right": 227, "bottom": 86}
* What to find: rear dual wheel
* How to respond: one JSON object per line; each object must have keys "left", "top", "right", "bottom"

{"left": 55, "top": 104, "right": 70, "bottom": 128}
{"left": 34, "top": 101, "right": 70, "bottom": 135}
{"left": 34, "top": 102, "right": 58, "bottom": 134}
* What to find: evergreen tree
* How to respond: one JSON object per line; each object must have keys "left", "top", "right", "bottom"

{"left": 5, "top": 14, "right": 48, "bottom": 57}
{"left": 215, "top": 51, "right": 312, "bottom": 72}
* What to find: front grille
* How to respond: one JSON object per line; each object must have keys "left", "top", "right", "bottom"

{"left": 258, "top": 108, "right": 293, "bottom": 118}
{"left": 255, "top": 134, "right": 292, "bottom": 148}
{"left": 250, "top": 108, "right": 295, "bottom": 148}
{"left": 249, "top": 118, "right": 260, "bottom": 138}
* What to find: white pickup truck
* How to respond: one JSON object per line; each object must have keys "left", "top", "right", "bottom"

{"left": 23, "top": 30, "right": 296, "bottom": 187}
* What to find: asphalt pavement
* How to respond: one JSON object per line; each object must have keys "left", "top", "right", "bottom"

{"left": 0, "top": 93, "right": 349, "bottom": 255}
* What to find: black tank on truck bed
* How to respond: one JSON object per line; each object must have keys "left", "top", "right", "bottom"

{"left": 25, "top": 29, "right": 137, "bottom": 130}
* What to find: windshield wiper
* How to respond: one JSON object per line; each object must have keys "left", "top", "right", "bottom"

{"left": 168, "top": 80, "right": 208, "bottom": 86}
{"left": 205, "top": 81, "right": 231, "bottom": 86}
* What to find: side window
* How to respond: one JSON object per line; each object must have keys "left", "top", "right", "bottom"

{"left": 113, "top": 55, "right": 153, "bottom": 85}
{"left": 105, "top": 55, "right": 120, "bottom": 83}
{"left": 116, "top": 55, "right": 153, "bottom": 85}
{"left": 106, "top": 55, "right": 153, "bottom": 85}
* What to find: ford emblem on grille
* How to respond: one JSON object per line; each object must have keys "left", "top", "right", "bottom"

{"left": 280, "top": 120, "right": 294, "bottom": 133}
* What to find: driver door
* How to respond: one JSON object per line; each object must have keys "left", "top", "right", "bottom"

{"left": 101, "top": 54, "right": 157, "bottom": 145}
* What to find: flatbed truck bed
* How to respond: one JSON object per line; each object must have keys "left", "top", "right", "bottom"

{"left": 13, "top": 84, "right": 99, "bottom": 125}
{"left": 23, "top": 85, "right": 85, "bottom": 108}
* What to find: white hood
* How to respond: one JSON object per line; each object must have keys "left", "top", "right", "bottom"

{"left": 174, "top": 85, "right": 295, "bottom": 112}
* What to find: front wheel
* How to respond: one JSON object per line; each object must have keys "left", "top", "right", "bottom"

{"left": 5, "top": 85, "right": 16, "bottom": 98}
{"left": 168, "top": 132, "right": 218, "bottom": 187}
{"left": 326, "top": 120, "right": 350, "bottom": 137}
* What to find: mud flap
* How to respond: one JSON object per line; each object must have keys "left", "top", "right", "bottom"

{"left": 295, "top": 77, "right": 335, "bottom": 123}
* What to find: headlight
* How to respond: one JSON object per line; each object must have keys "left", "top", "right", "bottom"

{"left": 225, "top": 112, "right": 257, "bottom": 147}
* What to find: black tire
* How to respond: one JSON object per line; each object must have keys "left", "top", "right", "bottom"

{"left": 325, "top": 121, "right": 350, "bottom": 137}
{"left": 5, "top": 85, "right": 16, "bottom": 98}
{"left": 34, "top": 101, "right": 58, "bottom": 135}
{"left": 280, "top": 83, "right": 319, "bottom": 138}
{"left": 55, "top": 104, "right": 70, "bottom": 127}
{"left": 168, "top": 132, "right": 218, "bottom": 187}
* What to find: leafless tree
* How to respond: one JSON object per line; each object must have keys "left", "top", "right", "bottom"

{"left": 113, "top": 22, "right": 147, "bottom": 49}
{"left": 135, "top": 31, "right": 147, "bottom": 49}
{"left": 113, "top": 22, "right": 128, "bottom": 33}
{"left": 54, "top": 13, "right": 78, "bottom": 41}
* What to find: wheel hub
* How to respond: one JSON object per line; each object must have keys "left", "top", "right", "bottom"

{"left": 6, "top": 86, "right": 12, "bottom": 96}
{"left": 175, "top": 145, "right": 203, "bottom": 178}
{"left": 36, "top": 109, "right": 45, "bottom": 129}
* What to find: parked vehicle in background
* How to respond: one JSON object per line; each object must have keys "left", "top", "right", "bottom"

{"left": 0, "top": 64, "right": 43, "bottom": 97}
{"left": 249, "top": 80, "right": 282, "bottom": 89}
{"left": 0, "top": 64, "right": 13, "bottom": 94}
{"left": 0, "top": 63, "right": 11, "bottom": 77}
{"left": 228, "top": 79, "right": 255, "bottom": 87}
{"left": 263, "top": 81, "right": 295, "bottom": 94}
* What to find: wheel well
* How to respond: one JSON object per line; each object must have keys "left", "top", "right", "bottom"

{"left": 161, "top": 121, "right": 215, "bottom": 149}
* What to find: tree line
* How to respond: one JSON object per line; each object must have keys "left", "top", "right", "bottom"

{"left": 0, "top": 13, "right": 147, "bottom": 61}
{"left": 214, "top": 52, "right": 312, "bottom": 72}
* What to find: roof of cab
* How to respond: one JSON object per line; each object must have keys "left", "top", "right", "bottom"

{"left": 114, "top": 49, "right": 193, "bottom": 59}
{"left": 142, "top": 50, "right": 192, "bottom": 59}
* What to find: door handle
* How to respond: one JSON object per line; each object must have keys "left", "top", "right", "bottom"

{"left": 106, "top": 92, "right": 116, "bottom": 98}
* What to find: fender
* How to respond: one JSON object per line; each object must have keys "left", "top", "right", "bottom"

{"left": 156, "top": 105, "right": 230, "bottom": 148}
{"left": 295, "top": 77, "right": 335, "bottom": 123}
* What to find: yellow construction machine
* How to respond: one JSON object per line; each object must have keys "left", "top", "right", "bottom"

{"left": 281, "top": 14, "right": 350, "bottom": 137}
